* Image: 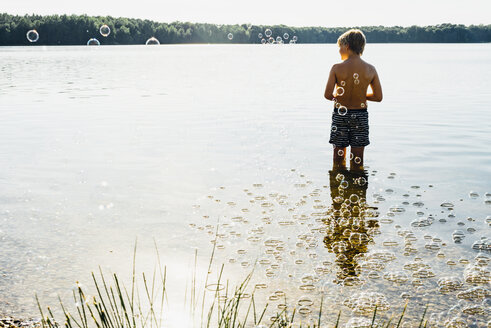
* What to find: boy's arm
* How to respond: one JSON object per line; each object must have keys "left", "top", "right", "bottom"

{"left": 324, "top": 65, "right": 337, "bottom": 101}
{"left": 366, "top": 67, "right": 383, "bottom": 102}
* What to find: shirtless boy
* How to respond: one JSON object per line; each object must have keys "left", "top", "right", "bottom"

{"left": 324, "top": 29, "right": 383, "bottom": 168}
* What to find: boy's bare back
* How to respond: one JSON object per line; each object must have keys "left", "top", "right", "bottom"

{"left": 330, "top": 58, "right": 382, "bottom": 109}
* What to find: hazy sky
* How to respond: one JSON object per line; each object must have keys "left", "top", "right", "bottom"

{"left": 3, "top": 0, "right": 490, "bottom": 27}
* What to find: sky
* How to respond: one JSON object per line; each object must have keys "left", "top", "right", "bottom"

{"left": 2, "top": 0, "right": 490, "bottom": 27}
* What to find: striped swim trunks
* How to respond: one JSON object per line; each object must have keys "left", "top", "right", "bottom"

{"left": 329, "top": 108, "right": 369, "bottom": 148}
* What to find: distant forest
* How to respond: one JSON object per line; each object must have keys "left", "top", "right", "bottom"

{"left": 1, "top": 13, "right": 490, "bottom": 45}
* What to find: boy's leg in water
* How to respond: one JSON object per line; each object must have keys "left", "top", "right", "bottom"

{"left": 350, "top": 146, "right": 365, "bottom": 170}
{"left": 333, "top": 146, "right": 347, "bottom": 168}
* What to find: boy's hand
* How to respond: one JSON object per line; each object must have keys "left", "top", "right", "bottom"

{"left": 366, "top": 68, "right": 383, "bottom": 102}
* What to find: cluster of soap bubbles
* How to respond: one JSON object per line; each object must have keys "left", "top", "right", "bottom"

{"left": 343, "top": 291, "right": 390, "bottom": 315}
{"left": 87, "top": 24, "right": 111, "bottom": 46}
{"left": 26, "top": 24, "right": 300, "bottom": 47}
{"left": 437, "top": 276, "right": 463, "bottom": 293}
{"left": 187, "top": 169, "right": 491, "bottom": 327}
{"left": 353, "top": 72, "right": 360, "bottom": 85}
{"left": 26, "top": 23, "right": 161, "bottom": 46}
{"left": 332, "top": 72, "right": 365, "bottom": 113}
{"left": 472, "top": 238, "right": 490, "bottom": 251}
{"left": 257, "top": 29, "right": 298, "bottom": 44}
{"left": 334, "top": 148, "right": 362, "bottom": 164}
{"left": 464, "top": 262, "right": 490, "bottom": 284}
{"left": 410, "top": 216, "right": 434, "bottom": 228}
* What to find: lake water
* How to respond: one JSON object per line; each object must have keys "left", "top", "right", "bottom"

{"left": 0, "top": 44, "right": 490, "bottom": 327}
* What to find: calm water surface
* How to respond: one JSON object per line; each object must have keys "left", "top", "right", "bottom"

{"left": 0, "top": 44, "right": 490, "bottom": 326}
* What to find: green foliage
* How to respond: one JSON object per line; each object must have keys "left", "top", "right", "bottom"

{"left": 0, "top": 13, "right": 490, "bottom": 45}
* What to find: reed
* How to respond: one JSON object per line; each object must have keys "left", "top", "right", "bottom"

{"left": 34, "top": 238, "right": 428, "bottom": 328}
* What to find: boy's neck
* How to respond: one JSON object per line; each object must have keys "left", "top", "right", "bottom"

{"left": 347, "top": 53, "right": 361, "bottom": 60}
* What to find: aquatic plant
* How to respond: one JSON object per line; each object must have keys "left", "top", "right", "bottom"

{"left": 34, "top": 238, "right": 429, "bottom": 328}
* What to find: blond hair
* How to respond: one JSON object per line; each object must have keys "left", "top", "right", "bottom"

{"left": 337, "top": 29, "right": 366, "bottom": 55}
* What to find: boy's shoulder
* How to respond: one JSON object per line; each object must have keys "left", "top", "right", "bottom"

{"left": 360, "top": 59, "right": 377, "bottom": 71}
{"left": 334, "top": 59, "right": 376, "bottom": 68}
{"left": 333, "top": 60, "right": 377, "bottom": 76}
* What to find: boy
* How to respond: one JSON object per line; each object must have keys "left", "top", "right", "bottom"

{"left": 324, "top": 29, "right": 383, "bottom": 168}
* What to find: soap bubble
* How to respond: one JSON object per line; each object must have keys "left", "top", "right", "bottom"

{"left": 26, "top": 30, "right": 39, "bottom": 42}
{"left": 283, "top": 33, "right": 289, "bottom": 39}
{"left": 354, "top": 157, "right": 361, "bottom": 164}
{"left": 276, "top": 36, "right": 282, "bottom": 42}
{"left": 297, "top": 295, "right": 314, "bottom": 307}
{"left": 354, "top": 79, "right": 360, "bottom": 85}
{"left": 353, "top": 73, "right": 359, "bottom": 79}
{"left": 334, "top": 196, "right": 344, "bottom": 204}
{"left": 331, "top": 126, "right": 337, "bottom": 133}
{"left": 361, "top": 103, "right": 365, "bottom": 108}
{"left": 349, "top": 194, "right": 359, "bottom": 203}
{"left": 87, "top": 38, "right": 100, "bottom": 46}
{"left": 337, "top": 149, "right": 344, "bottom": 157}
{"left": 469, "top": 191, "right": 479, "bottom": 198}
{"left": 340, "top": 81, "right": 346, "bottom": 86}
{"left": 145, "top": 37, "right": 160, "bottom": 45}
{"left": 349, "top": 233, "right": 363, "bottom": 245}
{"left": 265, "top": 29, "right": 272, "bottom": 37}
{"left": 335, "top": 102, "right": 341, "bottom": 109}
{"left": 258, "top": 33, "right": 263, "bottom": 38}
{"left": 99, "top": 24, "right": 110, "bottom": 37}
{"left": 440, "top": 201, "right": 454, "bottom": 208}
{"left": 268, "top": 37, "right": 274, "bottom": 44}
{"left": 336, "top": 87, "right": 345, "bottom": 96}
{"left": 452, "top": 230, "right": 465, "bottom": 243}
{"left": 228, "top": 33, "right": 233, "bottom": 40}
{"left": 338, "top": 106, "right": 348, "bottom": 116}
{"left": 292, "top": 35, "right": 298, "bottom": 41}
{"left": 261, "top": 39, "right": 266, "bottom": 44}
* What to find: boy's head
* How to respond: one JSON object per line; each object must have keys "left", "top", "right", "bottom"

{"left": 337, "top": 29, "right": 366, "bottom": 55}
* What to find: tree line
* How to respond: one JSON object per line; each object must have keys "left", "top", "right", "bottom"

{"left": 1, "top": 13, "right": 490, "bottom": 45}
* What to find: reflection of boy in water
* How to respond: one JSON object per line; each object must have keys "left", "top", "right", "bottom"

{"left": 323, "top": 167, "right": 379, "bottom": 284}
